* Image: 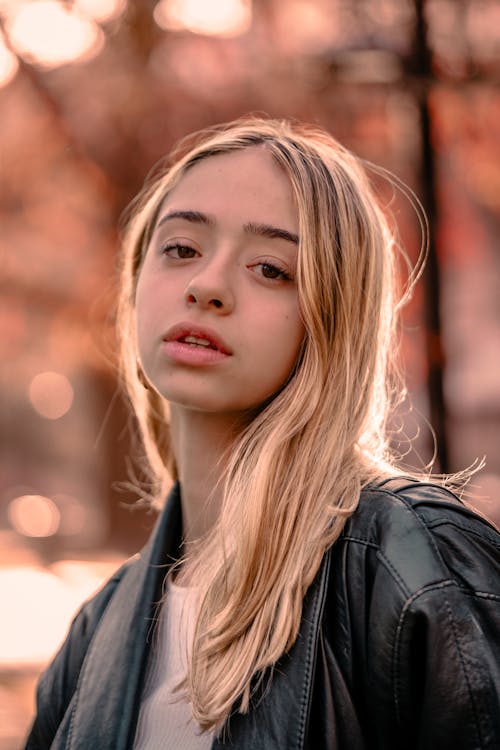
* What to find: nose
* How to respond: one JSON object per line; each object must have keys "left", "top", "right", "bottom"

{"left": 184, "top": 259, "right": 234, "bottom": 314}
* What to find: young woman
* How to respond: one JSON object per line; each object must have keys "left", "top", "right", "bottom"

{"left": 26, "top": 119, "right": 499, "bottom": 749}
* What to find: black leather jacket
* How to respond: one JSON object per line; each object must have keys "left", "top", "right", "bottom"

{"left": 26, "top": 478, "right": 500, "bottom": 749}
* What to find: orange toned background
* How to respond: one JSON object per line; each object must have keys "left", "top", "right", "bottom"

{"left": 1, "top": 1, "right": 499, "bottom": 747}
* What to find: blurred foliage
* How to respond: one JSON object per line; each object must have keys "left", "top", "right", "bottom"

{"left": 1, "top": 0, "right": 499, "bottom": 559}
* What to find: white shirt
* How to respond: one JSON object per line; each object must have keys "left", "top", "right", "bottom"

{"left": 133, "top": 575, "right": 213, "bottom": 750}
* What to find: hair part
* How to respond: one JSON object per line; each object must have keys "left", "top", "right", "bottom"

{"left": 117, "top": 116, "right": 418, "bottom": 730}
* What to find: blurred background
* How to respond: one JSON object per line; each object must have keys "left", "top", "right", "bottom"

{"left": 0, "top": 0, "right": 499, "bottom": 745}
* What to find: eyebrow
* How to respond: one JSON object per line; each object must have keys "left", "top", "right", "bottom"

{"left": 157, "top": 210, "right": 299, "bottom": 246}
{"left": 244, "top": 221, "right": 299, "bottom": 246}
{"left": 157, "top": 209, "right": 214, "bottom": 228}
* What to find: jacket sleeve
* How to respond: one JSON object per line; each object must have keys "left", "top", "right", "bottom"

{"left": 24, "top": 563, "right": 130, "bottom": 749}
{"left": 393, "top": 579, "right": 499, "bottom": 748}
{"left": 389, "top": 507, "right": 500, "bottom": 749}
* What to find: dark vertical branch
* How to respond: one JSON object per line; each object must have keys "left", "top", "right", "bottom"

{"left": 412, "top": 0, "right": 449, "bottom": 472}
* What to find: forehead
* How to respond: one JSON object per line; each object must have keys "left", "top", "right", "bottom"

{"left": 158, "top": 146, "right": 299, "bottom": 232}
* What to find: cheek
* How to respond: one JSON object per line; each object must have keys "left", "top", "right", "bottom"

{"left": 135, "top": 274, "right": 161, "bottom": 352}
{"left": 135, "top": 266, "right": 167, "bottom": 321}
{"left": 134, "top": 283, "right": 148, "bottom": 340}
{"left": 283, "top": 319, "right": 305, "bottom": 373}
{"left": 261, "top": 308, "right": 305, "bottom": 381}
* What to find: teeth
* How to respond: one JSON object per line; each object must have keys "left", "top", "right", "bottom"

{"left": 183, "top": 335, "right": 213, "bottom": 348}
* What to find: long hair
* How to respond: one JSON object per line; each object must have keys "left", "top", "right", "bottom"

{"left": 117, "top": 118, "right": 414, "bottom": 730}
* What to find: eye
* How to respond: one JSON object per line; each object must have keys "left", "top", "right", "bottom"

{"left": 162, "top": 243, "right": 198, "bottom": 259}
{"left": 251, "top": 261, "right": 292, "bottom": 281}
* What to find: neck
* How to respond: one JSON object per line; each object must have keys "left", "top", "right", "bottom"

{"left": 169, "top": 407, "right": 246, "bottom": 546}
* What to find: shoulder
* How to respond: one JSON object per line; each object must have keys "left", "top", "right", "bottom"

{"left": 351, "top": 475, "right": 498, "bottom": 538}
{"left": 340, "top": 477, "right": 500, "bottom": 598}
{"left": 322, "top": 478, "right": 500, "bottom": 746}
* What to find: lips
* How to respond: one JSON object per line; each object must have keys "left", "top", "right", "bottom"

{"left": 163, "top": 323, "right": 232, "bottom": 355}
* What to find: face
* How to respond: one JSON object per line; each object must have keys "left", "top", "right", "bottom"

{"left": 135, "top": 146, "right": 305, "bottom": 418}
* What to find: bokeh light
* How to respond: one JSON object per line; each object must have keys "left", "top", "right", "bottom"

{"left": 6, "top": 1, "right": 104, "bottom": 68}
{"left": 0, "top": 0, "right": 21, "bottom": 13}
{"left": 8, "top": 494, "right": 61, "bottom": 537}
{"left": 28, "top": 371, "right": 74, "bottom": 420}
{"left": 0, "top": 567, "right": 77, "bottom": 665}
{"left": 0, "top": 561, "right": 122, "bottom": 666}
{"left": 154, "top": 0, "right": 252, "bottom": 37}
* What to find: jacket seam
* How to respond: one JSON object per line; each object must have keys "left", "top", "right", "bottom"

{"left": 364, "top": 486, "right": 498, "bottom": 543}
{"left": 424, "top": 519, "right": 500, "bottom": 547}
{"left": 341, "top": 536, "right": 378, "bottom": 550}
{"left": 295, "top": 549, "right": 331, "bottom": 750}
{"left": 353, "top": 488, "right": 462, "bottom": 576}
{"left": 66, "top": 695, "right": 78, "bottom": 749}
{"left": 443, "top": 596, "right": 487, "bottom": 747}
{"left": 377, "top": 550, "right": 412, "bottom": 598}
{"left": 459, "top": 589, "right": 500, "bottom": 601}
{"left": 343, "top": 536, "right": 410, "bottom": 596}
{"left": 392, "top": 580, "right": 454, "bottom": 725}
{"left": 392, "top": 581, "right": 486, "bottom": 748}
{"left": 341, "top": 535, "right": 412, "bottom": 598}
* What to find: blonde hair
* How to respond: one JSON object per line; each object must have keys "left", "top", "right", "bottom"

{"left": 117, "top": 118, "right": 414, "bottom": 730}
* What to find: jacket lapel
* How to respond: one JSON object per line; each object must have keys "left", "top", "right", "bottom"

{"left": 67, "top": 484, "right": 182, "bottom": 750}
{"left": 212, "top": 549, "right": 331, "bottom": 750}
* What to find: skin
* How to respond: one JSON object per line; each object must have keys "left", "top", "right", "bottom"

{"left": 135, "top": 146, "right": 305, "bottom": 544}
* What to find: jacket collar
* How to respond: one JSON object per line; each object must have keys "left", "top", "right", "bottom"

{"left": 67, "top": 482, "right": 330, "bottom": 750}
